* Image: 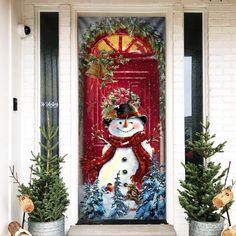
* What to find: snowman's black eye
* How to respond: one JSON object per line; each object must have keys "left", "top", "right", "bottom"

{"left": 129, "top": 122, "right": 133, "bottom": 124}
{"left": 119, "top": 121, "right": 122, "bottom": 125}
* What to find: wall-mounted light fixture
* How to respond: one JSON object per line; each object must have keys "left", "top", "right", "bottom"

{"left": 17, "top": 24, "right": 31, "bottom": 38}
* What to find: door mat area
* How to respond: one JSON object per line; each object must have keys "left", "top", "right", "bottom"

{"left": 67, "top": 224, "right": 176, "bottom": 236}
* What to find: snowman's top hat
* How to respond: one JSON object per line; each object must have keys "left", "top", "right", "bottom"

{"left": 103, "top": 103, "right": 147, "bottom": 126}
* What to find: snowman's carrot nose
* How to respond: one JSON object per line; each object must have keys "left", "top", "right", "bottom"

{"left": 124, "top": 118, "right": 128, "bottom": 128}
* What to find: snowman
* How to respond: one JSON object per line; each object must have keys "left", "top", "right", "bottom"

{"left": 97, "top": 103, "right": 152, "bottom": 194}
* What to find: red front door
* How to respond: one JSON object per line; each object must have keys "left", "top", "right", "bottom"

{"left": 82, "top": 56, "right": 160, "bottom": 182}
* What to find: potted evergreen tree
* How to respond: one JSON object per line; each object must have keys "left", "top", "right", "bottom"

{"left": 178, "top": 121, "right": 229, "bottom": 236}
{"left": 10, "top": 112, "right": 69, "bottom": 236}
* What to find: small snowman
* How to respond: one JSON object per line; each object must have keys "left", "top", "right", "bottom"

{"left": 97, "top": 102, "right": 152, "bottom": 194}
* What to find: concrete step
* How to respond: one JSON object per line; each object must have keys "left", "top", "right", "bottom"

{"left": 67, "top": 224, "right": 176, "bottom": 236}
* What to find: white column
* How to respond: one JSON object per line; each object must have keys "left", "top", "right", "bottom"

{"left": 172, "top": 4, "right": 188, "bottom": 236}
{"left": 59, "top": 4, "right": 79, "bottom": 232}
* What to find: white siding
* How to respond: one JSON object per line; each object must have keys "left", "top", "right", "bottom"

{"left": 11, "top": 0, "right": 24, "bottom": 224}
{"left": 21, "top": 3, "right": 36, "bottom": 182}
{"left": 0, "top": 0, "right": 11, "bottom": 235}
{"left": 0, "top": 0, "right": 23, "bottom": 235}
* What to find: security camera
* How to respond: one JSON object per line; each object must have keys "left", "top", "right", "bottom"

{"left": 17, "top": 24, "right": 31, "bottom": 38}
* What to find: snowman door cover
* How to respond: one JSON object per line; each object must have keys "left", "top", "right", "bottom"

{"left": 79, "top": 17, "right": 166, "bottom": 222}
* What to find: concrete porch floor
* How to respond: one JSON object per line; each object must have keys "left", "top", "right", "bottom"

{"left": 67, "top": 224, "right": 176, "bottom": 236}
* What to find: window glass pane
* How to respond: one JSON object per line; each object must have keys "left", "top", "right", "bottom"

{"left": 184, "top": 13, "right": 203, "bottom": 164}
{"left": 40, "top": 12, "right": 59, "bottom": 154}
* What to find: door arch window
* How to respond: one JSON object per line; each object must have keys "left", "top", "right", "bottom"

{"left": 93, "top": 33, "right": 152, "bottom": 54}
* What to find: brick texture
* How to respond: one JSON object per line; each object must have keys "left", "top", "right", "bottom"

{"left": 208, "top": 3, "right": 236, "bottom": 225}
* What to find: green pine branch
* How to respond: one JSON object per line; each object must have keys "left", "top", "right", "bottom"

{"left": 10, "top": 111, "right": 69, "bottom": 222}
{"left": 178, "top": 120, "right": 229, "bottom": 222}
{"left": 187, "top": 121, "right": 226, "bottom": 167}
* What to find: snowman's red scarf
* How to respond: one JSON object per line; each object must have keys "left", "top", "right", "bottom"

{"left": 92, "top": 131, "right": 151, "bottom": 188}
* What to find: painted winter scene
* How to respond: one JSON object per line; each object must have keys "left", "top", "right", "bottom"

{"left": 78, "top": 17, "right": 166, "bottom": 222}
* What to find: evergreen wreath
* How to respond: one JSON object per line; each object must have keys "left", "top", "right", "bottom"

{"left": 101, "top": 88, "right": 140, "bottom": 121}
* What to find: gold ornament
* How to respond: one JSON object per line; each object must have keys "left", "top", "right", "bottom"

{"left": 19, "top": 194, "right": 34, "bottom": 213}
{"left": 212, "top": 188, "right": 234, "bottom": 209}
{"left": 85, "top": 64, "right": 106, "bottom": 79}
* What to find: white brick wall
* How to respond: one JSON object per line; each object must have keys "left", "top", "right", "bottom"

{"left": 16, "top": 1, "right": 236, "bottom": 236}
{"left": 208, "top": 2, "right": 236, "bottom": 226}
{"left": 21, "top": 4, "right": 37, "bottom": 179}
